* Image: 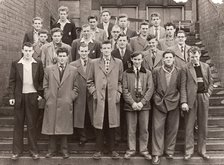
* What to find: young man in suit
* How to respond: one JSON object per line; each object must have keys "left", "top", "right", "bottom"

{"left": 71, "top": 24, "right": 101, "bottom": 61}
{"left": 42, "top": 47, "right": 78, "bottom": 159}
{"left": 129, "top": 22, "right": 149, "bottom": 52}
{"left": 158, "top": 22, "right": 177, "bottom": 51}
{"left": 52, "top": 6, "right": 77, "bottom": 46}
{"left": 169, "top": 30, "right": 191, "bottom": 68}
{"left": 110, "top": 25, "right": 122, "bottom": 50}
{"left": 23, "top": 17, "right": 43, "bottom": 44}
{"left": 88, "top": 15, "right": 107, "bottom": 43}
{"left": 70, "top": 44, "right": 93, "bottom": 146}
{"left": 151, "top": 50, "right": 187, "bottom": 164}
{"left": 118, "top": 13, "right": 137, "bottom": 39}
{"left": 182, "top": 46, "right": 213, "bottom": 160}
{"left": 87, "top": 40, "right": 123, "bottom": 159}
{"left": 41, "top": 28, "right": 71, "bottom": 68}
{"left": 122, "top": 51, "right": 154, "bottom": 160}
{"left": 8, "top": 42, "right": 44, "bottom": 160}
{"left": 142, "top": 34, "right": 164, "bottom": 71}
{"left": 148, "top": 12, "right": 166, "bottom": 40}
{"left": 97, "top": 9, "right": 114, "bottom": 40}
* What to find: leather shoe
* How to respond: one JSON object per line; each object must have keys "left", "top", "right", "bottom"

{"left": 31, "top": 153, "right": 40, "bottom": 160}
{"left": 124, "top": 151, "right": 135, "bottom": 159}
{"left": 11, "top": 154, "right": 20, "bottom": 160}
{"left": 45, "top": 152, "right": 56, "bottom": 158}
{"left": 166, "top": 154, "right": 173, "bottom": 159}
{"left": 152, "top": 156, "right": 160, "bottom": 165}
{"left": 199, "top": 153, "right": 210, "bottom": 160}
{"left": 140, "top": 151, "right": 152, "bottom": 160}
{"left": 92, "top": 152, "right": 102, "bottom": 160}
{"left": 62, "top": 153, "right": 70, "bottom": 159}
{"left": 184, "top": 154, "right": 192, "bottom": 160}
{"left": 111, "top": 151, "right": 120, "bottom": 159}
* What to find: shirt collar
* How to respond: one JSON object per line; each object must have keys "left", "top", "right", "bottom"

{"left": 57, "top": 19, "right": 70, "bottom": 24}
{"left": 80, "top": 37, "right": 94, "bottom": 43}
{"left": 18, "top": 57, "right": 37, "bottom": 64}
{"left": 162, "top": 65, "right": 175, "bottom": 74}
{"left": 133, "top": 66, "right": 141, "bottom": 72}
{"left": 103, "top": 55, "right": 111, "bottom": 61}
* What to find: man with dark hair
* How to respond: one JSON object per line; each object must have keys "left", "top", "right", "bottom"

{"left": 158, "top": 22, "right": 177, "bottom": 51}
{"left": 182, "top": 46, "right": 213, "bottom": 160}
{"left": 52, "top": 6, "right": 77, "bottom": 46}
{"left": 110, "top": 25, "right": 122, "bottom": 50}
{"left": 148, "top": 12, "right": 166, "bottom": 40}
{"left": 129, "top": 22, "right": 149, "bottom": 52}
{"left": 71, "top": 24, "right": 101, "bottom": 61}
{"left": 123, "top": 51, "right": 154, "bottom": 160}
{"left": 87, "top": 40, "right": 123, "bottom": 159}
{"left": 41, "top": 27, "right": 71, "bottom": 68}
{"left": 97, "top": 9, "right": 114, "bottom": 40}
{"left": 42, "top": 47, "right": 79, "bottom": 159}
{"left": 88, "top": 15, "right": 107, "bottom": 43}
{"left": 8, "top": 42, "right": 44, "bottom": 160}
{"left": 151, "top": 50, "right": 186, "bottom": 164}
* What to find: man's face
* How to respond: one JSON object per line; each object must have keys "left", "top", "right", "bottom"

{"left": 101, "top": 12, "right": 111, "bottom": 23}
{"left": 57, "top": 52, "right": 68, "bottom": 65}
{"left": 111, "top": 27, "right": 121, "bottom": 40}
{"left": 117, "top": 36, "right": 128, "bottom": 49}
{"left": 78, "top": 46, "right": 89, "bottom": 60}
{"left": 151, "top": 16, "right": 161, "bottom": 27}
{"left": 189, "top": 52, "right": 200, "bottom": 65}
{"left": 176, "top": 32, "right": 186, "bottom": 45}
{"left": 163, "top": 53, "right": 175, "bottom": 66}
{"left": 148, "top": 38, "right": 158, "bottom": 50}
{"left": 89, "top": 18, "right": 97, "bottom": 29}
{"left": 39, "top": 33, "right": 48, "bottom": 43}
{"left": 118, "top": 17, "right": 128, "bottom": 29}
{"left": 22, "top": 46, "right": 34, "bottom": 60}
{"left": 82, "top": 26, "right": 91, "bottom": 39}
{"left": 165, "top": 26, "right": 176, "bottom": 37}
{"left": 101, "top": 43, "right": 112, "bottom": 57}
{"left": 32, "top": 20, "right": 42, "bottom": 31}
{"left": 131, "top": 54, "right": 143, "bottom": 68}
{"left": 59, "top": 11, "right": 68, "bottom": 21}
{"left": 139, "top": 25, "right": 149, "bottom": 37}
{"left": 52, "top": 32, "right": 62, "bottom": 44}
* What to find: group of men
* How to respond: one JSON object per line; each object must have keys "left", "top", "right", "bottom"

{"left": 7, "top": 5, "right": 213, "bottom": 165}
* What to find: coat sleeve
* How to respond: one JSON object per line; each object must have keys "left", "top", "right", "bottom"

{"left": 179, "top": 68, "right": 187, "bottom": 104}
{"left": 118, "top": 61, "right": 123, "bottom": 93}
{"left": 122, "top": 71, "right": 135, "bottom": 106}
{"left": 71, "top": 40, "right": 77, "bottom": 61}
{"left": 72, "top": 69, "right": 79, "bottom": 101}
{"left": 43, "top": 68, "right": 50, "bottom": 99}
{"left": 140, "top": 70, "right": 154, "bottom": 105}
{"left": 67, "top": 45, "right": 72, "bottom": 63}
{"left": 207, "top": 64, "right": 214, "bottom": 96}
{"left": 71, "top": 22, "right": 77, "bottom": 41}
{"left": 8, "top": 61, "right": 16, "bottom": 99}
{"left": 41, "top": 46, "right": 47, "bottom": 68}
{"left": 87, "top": 61, "right": 96, "bottom": 95}
{"left": 38, "top": 61, "right": 44, "bottom": 98}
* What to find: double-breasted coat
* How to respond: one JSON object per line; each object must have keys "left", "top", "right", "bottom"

{"left": 70, "top": 59, "right": 93, "bottom": 128}
{"left": 42, "top": 64, "right": 78, "bottom": 135}
{"left": 87, "top": 57, "right": 123, "bottom": 129}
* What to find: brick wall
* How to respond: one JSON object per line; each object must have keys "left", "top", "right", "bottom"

{"left": 198, "top": 0, "right": 224, "bottom": 85}
{"left": 0, "top": 0, "right": 59, "bottom": 105}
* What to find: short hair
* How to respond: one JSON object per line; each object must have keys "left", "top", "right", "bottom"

{"left": 79, "top": 43, "right": 89, "bottom": 50}
{"left": 118, "top": 13, "right": 128, "bottom": 20}
{"left": 188, "top": 46, "right": 201, "bottom": 55}
{"left": 146, "top": 34, "right": 157, "bottom": 42}
{"left": 112, "top": 24, "right": 121, "bottom": 31}
{"left": 38, "top": 29, "right": 48, "bottom": 35}
{"left": 164, "top": 22, "right": 176, "bottom": 30}
{"left": 58, "top": 6, "right": 69, "bottom": 13}
{"left": 139, "top": 21, "right": 149, "bottom": 28}
{"left": 82, "top": 24, "right": 90, "bottom": 29}
{"left": 102, "top": 40, "right": 112, "bottom": 46}
{"left": 101, "top": 9, "right": 111, "bottom": 16}
{"left": 117, "top": 33, "right": 129, "bottom": 41}
{"left": 131, "top": 51, "right": 144, "bottom": 59}
{"left": 150, "top": 12, "right": 161, "bottom": 19}
{"left": 56, "top": 47, "right": 69, "bottom": 56}
{"left": 22, "top": 42, "right": 33, "bottom": 49}
{"left": 177, "top": 30, "right": 186, "bottom": 36}
{"left": 87, "top": 15, "right": 98, "bottom": 22}
{"left": 162, "top": 50, "right": 176, "bottom": 58}
{"left": 51, "top": 27, "right": 63, "bottom": 36}
{"left": 32, "top": 17, "right": 43, "bottom": 23}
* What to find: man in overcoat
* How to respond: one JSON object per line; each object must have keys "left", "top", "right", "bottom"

{"left": 42, "top": 47, "right": 78, "bottom": 159}
{"left": 87, "top": 40, "right": 123, "bottom": 159}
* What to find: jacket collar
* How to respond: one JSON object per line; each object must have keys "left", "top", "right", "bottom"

{"left": 126, "top": 66, "right": 146, "bottom": 73}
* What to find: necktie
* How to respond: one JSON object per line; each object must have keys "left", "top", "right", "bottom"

{"left": 121, "top": 48, "right": 125, "bottom": 59}
{"left": 83, "top": 60, "right": 87, "bottom": 66}
{"left": 155, "top": 27, "right": 158, "bottom": 39}
{"left": 59, "top": 65, "right": 64, "bottom": 81}
{"left": 136, "top": 68, "right": 140, "bottom": 92}
{"left": 152, "top": 51, "right": 156, "bottom": 65}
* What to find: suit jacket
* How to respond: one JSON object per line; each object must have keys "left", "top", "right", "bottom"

{"left": 111, "top": 48, "right": 132, "bottom": 71}
{"left": 169, "top": 44, "right": 191, "bottom": 68}
{"left": 183, "top": 62, "right": 213, "bottom": 109}
{"left": 70, "top": 59, "right": 93, "bottom": 128}
{"left": 71, "top": 39, "right": 101, "bottom": 61}
{"left": 142, "top": 49, "right": 164, "bottom": 71}
{"left": 33, "top": 41, "right": 48, "bottom": 60}
{"left": 23, "top": 31, "right": 34, "bottom": 44}
{"left": 158, "top": 38, "right": 178, "bottom": 51}
{"left": 148, "top": 26, "right": 166, "bottom": 40}
{"left": 41, "top": 42, "right": 71, "bottom": 68}
{"left": 152, "top": 66, "right": 186, "bottom": 113}
{"left": 125, "top": 28, "right": 137, "bottom": 39}
{"left": 129, "top": 36, "right": 148, "bottom": 52}
{"left": 93, "top": 28, "right": 108, "bottom": 43}
{"left": 87, "top": 57, "right": 123, "bottom": 129}
{"left": 8, "top": 58, "right": 44, "bottom": 107}
{"left": 52, "top": 22, "right": 77, "bottom": 46}
{"left": 97, "top": 22, "right": 114, "bottom": 39}
{"left": 122, "top": 66, "right": 154, "bottom": 111}
{"left": 42, "top": 64, "right": 78, "bottom": 135}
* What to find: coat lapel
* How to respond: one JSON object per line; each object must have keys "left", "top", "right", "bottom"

{"left": 107, "top": 57, "right": 115, "bottom": 74}
{"left": 200, "top": 62, "right": 208, "bottom": 84}
{"left": 153, "top": 50, "right": 163, "bottom": 67}
{"left": 159, "top": 68, "right": 168, "bottom": 94}
{"left": 16, "top": 63, "right": 23, "bottom": 81}
{"left": 60, "top": 65, "right": 70, "bottom": 85}
{"left": 32, "top": 62, "right": 38, "bottom": 81}
{"left": 77, "top": 59, "right": 87, "bottom": 80}
{"left": 98, "top": 58, "right": 107, "bottom": 75}
{"left": 188, "top": 63, "right": 197, "bottom": 83}
{"left": 52, "top": 65, "right": 61, "bottom": 85}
